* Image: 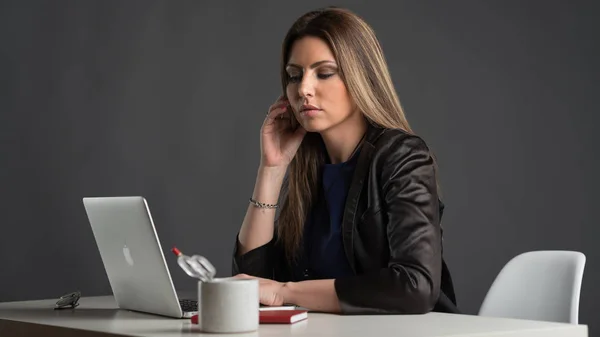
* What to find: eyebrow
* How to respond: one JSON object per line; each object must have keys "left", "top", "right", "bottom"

{"left": 286, "top": 60, "right": 337, "bottom": 70}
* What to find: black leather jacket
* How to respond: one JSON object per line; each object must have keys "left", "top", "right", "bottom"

{"left": 232, "top": 123, "right": 459, "bottom": 315}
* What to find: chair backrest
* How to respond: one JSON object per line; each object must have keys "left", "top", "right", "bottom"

{"left": 478, "top": 250, "right": 586, "bottom": 324}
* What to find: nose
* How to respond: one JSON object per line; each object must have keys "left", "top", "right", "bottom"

{"left": 297, "top": 75, "right": 315, "bottom": 98}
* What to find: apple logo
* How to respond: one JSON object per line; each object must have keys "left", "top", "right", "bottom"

{"left": 123, "top": 244, "right": 134, "bottom": 266}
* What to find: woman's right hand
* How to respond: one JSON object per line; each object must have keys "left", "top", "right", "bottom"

{"left": 260, "top": 95, "right": 307, "bottom": 168}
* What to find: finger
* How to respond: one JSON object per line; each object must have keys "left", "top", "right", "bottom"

{"left": 276, "top": 112, "right": 292, "bottom": 120}
{"left": 269, "top": 97, "right": 289, "bottom": 112}
{"left": 233, "top": 273, "right": 251, "bottom": 279}
{"left": 267, "top": 103, "right": 289, "bottom": 114}
{"left": 265, "top": 105, "right": 288, "bottom": 121}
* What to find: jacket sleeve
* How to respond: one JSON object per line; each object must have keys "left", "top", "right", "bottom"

{"left": 334, "top": 135, "right": 442, "bottom": 314}
{"left": 231, "top": 233, "right": 277, "bottom": 279}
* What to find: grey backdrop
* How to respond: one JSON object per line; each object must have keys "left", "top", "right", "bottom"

{"left": 1, "top": 0, "right": 598, "bottom": 334}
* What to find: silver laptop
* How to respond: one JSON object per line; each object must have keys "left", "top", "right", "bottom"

{"left": 83, "top": 196, "right": 197, "bottom": 318}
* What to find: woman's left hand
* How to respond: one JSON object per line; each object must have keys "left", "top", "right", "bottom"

{"left": 233, "top": 274, "right": 286, "bottom": 306}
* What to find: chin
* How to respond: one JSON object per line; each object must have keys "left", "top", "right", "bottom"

{"left": 299, "top": 121, "right": 330, "bottom": 133}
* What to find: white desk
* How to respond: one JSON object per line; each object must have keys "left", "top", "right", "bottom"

{"left": 0, "top": 296, "right": 588, "bottom": 337}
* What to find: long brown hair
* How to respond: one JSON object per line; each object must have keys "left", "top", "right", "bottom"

{"left": 277, "top": 7, "right": 422, "bottom": 261}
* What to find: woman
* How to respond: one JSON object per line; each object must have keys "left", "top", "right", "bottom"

{"left": 232, "top": 6, "right": 459, "bottom": 315}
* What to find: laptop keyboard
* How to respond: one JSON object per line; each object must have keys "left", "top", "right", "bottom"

{"left": 179, "top": 299, "right": 198, "bottom": 312}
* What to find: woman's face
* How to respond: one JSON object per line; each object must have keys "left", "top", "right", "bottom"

{"left": 285, "top": 36, "right": 358, "bottom": 133}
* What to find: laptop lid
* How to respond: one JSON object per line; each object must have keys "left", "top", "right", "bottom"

{"left": 83, "top": 196, "right": 185, "bottom": 318}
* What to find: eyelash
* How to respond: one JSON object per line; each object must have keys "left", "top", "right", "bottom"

{"left": 288, "top": 73, "right": 335, "bottom": 83}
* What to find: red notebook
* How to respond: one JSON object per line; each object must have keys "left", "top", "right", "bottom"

{"left": 259, "top": 309, "right": 308, "bottom": 324}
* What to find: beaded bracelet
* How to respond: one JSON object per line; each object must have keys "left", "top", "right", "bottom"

{"left": 249, "top": 197, "right": 279, "bottom": 209}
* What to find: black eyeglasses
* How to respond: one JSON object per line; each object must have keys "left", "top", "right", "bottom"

{"left": 54, "top": 291, "right": 81, "bottom": 310}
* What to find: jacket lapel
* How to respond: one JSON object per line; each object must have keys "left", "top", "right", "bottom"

{"left": 341, "top": 123, "right": 385, "bottom": 273}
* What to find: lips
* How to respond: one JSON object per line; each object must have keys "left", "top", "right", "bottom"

{"left": 301, "top": 104, "right": 320, "bottom": 111}
{"left": 299, "top": 104, "right": 322, "bottom": 116}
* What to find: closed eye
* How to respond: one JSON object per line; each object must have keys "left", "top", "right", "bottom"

{"left": 288, "top": 75, "right": 302, "bottom": 83}
{"left": 287, "top": 73, "right": 335, "bottom": 83}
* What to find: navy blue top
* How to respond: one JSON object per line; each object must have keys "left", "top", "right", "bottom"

{"left": 294, "top": 147, "right": 361, "bottom": 280}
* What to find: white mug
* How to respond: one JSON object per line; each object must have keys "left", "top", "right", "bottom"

{"left": 197, "top": 277, "right": 259, "bottom": 333}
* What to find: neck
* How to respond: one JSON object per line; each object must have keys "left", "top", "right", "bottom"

{"left": 320, "top": 115, "right": 368, "bottom": 164}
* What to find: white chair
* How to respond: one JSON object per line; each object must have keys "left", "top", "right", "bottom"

{"left": 478, "top": 250, "right": 586, "bottom": 324}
